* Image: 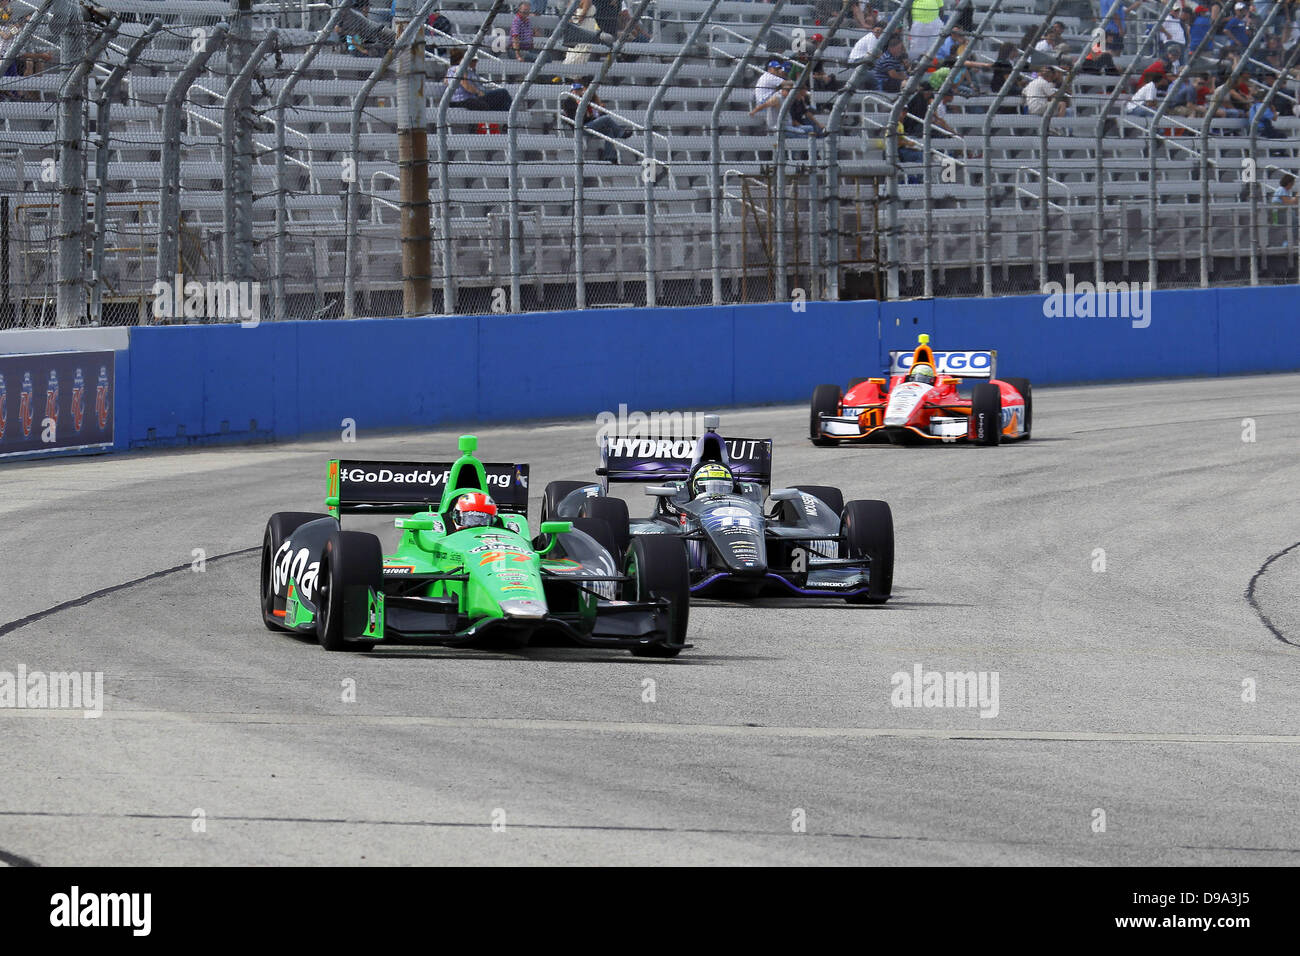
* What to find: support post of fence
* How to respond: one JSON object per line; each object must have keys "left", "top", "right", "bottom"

{"left": 571, "top": 0, "right": 654, "bottom": 310}
{"left": 709, "top": 0, "right": 789, "bottom": 305}
{"left": 223, "top": 30, "right": 278, "bottom": 284}
{"left": 1092, "top": 0, "right": 1175, "bottom": 288}
{"left": 1145, "top": 5, "right": 1224, "bottom": 291}
{"left": 823, "top": 1, "right": 911, "bottom": 301}
{"left": 1247, "top": 42, "right": 1300, "bottom": 287}
{"left": 509, "top": 0, "right": 584, "bottom": 313}
{"left": 1199, "top": 3, "right": 1278, "bottom": 288}
{"left": 395, "top": 0, "right": 432, "bottom": 316}
{"left": 772, "top": 1, "right": 856, "bottom": 303}
{"left": 980, "top": 0, "right": 1059, "bottom": 297}
{"left": 923, "top": 0, "right": 997, "bottom": 299}
{"left": 343, "top": 0, "right": 441, "bottom": 318}
{"left": 157, "top": 24, "right": 228, "bottom": 292}
{"left": 274, "top": 3, "right": 348, "bottom": 323}
{"left": 884, "top": 2, "right": 964, "bottom": 300}
{"left": 437, "top": 0, "right": 506, "bottom": 314}
{"left": 644, "top": 0, "right": 722, "bottom": 308}
{"left": 53, "top": 0, "right": 88, "bottom": 326}
{"left": 91, "top": 17, "right": 161, "bottom": 326}
{"left": 1035, "top": 0, "right": 1125, "bottom": 293}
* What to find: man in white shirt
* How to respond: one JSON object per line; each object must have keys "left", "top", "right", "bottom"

{"left": 849, "top": 24, "right": 884, "bottom": 64}
{"left": 751, "top": 60, "right": 789, "bottom": 131}
{"left": 1126, "top": 73, "right": 1168, "bottom": 116}
{"left": 1023, "top": 67, "right": 1067, "bottom": 117}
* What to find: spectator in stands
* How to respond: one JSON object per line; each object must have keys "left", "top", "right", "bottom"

{"left": 1272, "top": 171, "right": 1298, "bottom": 203}
{"left": 1160, "top": 3, "right": 1190, "bottom": 53}
{"left": 814, "top": 0, "right": 872, "bottom": 30}
{"left": 1100, "top": 0, "right": 1146, "bottom": 53}
{"left": 1036, "top": 22, "right": 1070, "bottom": 56}
{"left": 1216, "top": 68, "right": 1253, "bottom": 114}
{"left": 786, "top": 86, "right": 828, "bottom": 137}
{"left": 446, "top": 49, "right": 512, "bottom": 110}
{"left": 907, "top": 0, "right": 945, "bottom": 60}
{"left": 936, "top": 25, "right": 964, "bottom": 61}
{"left": 1080, "top": 33, "right": 1120, "bottom": 73}
{"left": 618, "top": 4, "right": 652, "bottom": 42}
{"left": 849, "top": 22, "right": 885, "bottom": 65}
{"left": 874, "top": 34, "right": 910, "bottom": 93}
{"left": 1127, "top": 71, "right": 1169, "bottom": 116}
{"left": 1023, "top": 65, "right": 1068, "bottom": 116}
{"left": 1223, "top": 3, "right": 1253, "bottom": 49}
{"left": 564, "top": 0, "right": 602, "bottom": 65}
{"left": 563, "top": 81, "right": 633, "bottom": 162}
{"left": 811, "top": 59, "right": 844, "bottom": 92}
{"left": 511, "top": 3, "right": 537, "bottom": 61}
{"left": 752, "top": 59, "right": 789, "bottom": 130}
{"left": 991, "top": 41, "right": 1024, "bottom": 92}
{"left": 591, "top": 0, "right": 621, "bottom": 39}
{"left": 1250, "top": 89, "right": 1288, "bottom": 134}
{"left": 1188, "top": 5, "right": 1215, "bottom": 50}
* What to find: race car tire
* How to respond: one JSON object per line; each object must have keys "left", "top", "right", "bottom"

{"left": 841, "top": 499, "right": 893, "bottom": 604}
{"left": 625, "top": 535, "right": 690, "bottom": 657}
{"left": 570, "top": 516, "right": 621, "bottom": 566}
{"left": 579, "top": 495, "right": 631, "bottom": 562}
{"left": 1003, "top": 377, "right": 1032, "bottom": 438}
{"left": 790, "top": 484, "right": 844, "bottom": 519}
{"left": 810, "top": 384, "right": 840, "bottom": 446}
{"left": 970, "top": 382, "right": 1002, "bottom": 446}
{"left": 542, "top": 480, "right": 594, "bottom": 522}
{"left": 316, "top": 530, "right": 383, "bottom": 652}
{"left": 261, "top": 511, "right": 331, "bottom": 631}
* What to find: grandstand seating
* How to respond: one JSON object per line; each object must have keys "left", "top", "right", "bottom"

{"left": 0, "top": 0, "right": 1297, "bottom": 320}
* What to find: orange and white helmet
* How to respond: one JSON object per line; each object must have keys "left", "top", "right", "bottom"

{"left": 452, "top": 492, "right": 497, "bottom": 529}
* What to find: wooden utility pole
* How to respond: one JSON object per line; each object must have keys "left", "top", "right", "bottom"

{"left": 394, "top": 0, "right": 432, "bottom": 315}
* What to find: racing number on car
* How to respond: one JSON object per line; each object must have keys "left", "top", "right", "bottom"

{"left": 478, "top": 550, "right": 532, "bottom": 566}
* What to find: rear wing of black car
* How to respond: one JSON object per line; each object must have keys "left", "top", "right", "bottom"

{"left": 327, "top": 459, "right": 530, "bottom": 517}
{"left": 597, "top": 437, "right": 773, "bottom": 486}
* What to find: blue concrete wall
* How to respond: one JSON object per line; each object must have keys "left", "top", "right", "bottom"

{"left": 12, "top": 285, "right": 1300, "bottom": 455}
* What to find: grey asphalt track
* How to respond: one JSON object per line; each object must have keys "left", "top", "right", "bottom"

{"left": 1, "top": 374, "right": 1298, "bottom": 866}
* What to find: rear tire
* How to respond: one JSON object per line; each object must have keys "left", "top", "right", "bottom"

{"left": 790, "top": 484, "right": 844, "bottom": 518}
{"left": 841, "top": 499, "right": 893, "bottom": 604}
{"left": 578, "top": 496, "right": 630, "bottom": 561}
{"left": 810, "top": 384, "right": 840, "bottom": 446}
{"left": 541, "top": 480, "right": 593, "bottom": 522}
{"left": 1003, "top": 377, "right": 1032, "bottom": 438}
{"left": 260, "top": 511, "right": 330, "bottom": 631}
{"left": 625, "top": 535, "right": 690, "bottom": 657}
{"left": 970, "top": 382, "right": 1002, "bottom": 446}
{"left": 316, "top": 530, "right": 383, "bottom": 652}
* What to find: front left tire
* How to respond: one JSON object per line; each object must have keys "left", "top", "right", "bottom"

{"left": 316, "top": 529, "right": 383, "bottom": 652}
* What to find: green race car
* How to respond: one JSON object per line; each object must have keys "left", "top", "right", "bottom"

{"left": 259, "top": 436, "right": 691, "bottom": 656}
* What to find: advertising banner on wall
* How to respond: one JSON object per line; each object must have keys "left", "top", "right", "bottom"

{"left": 0, "top": 351, "right": 114, "bottom": 458}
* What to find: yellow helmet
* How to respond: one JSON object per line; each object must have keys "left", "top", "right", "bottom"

{"left": 691, "top": 462, "right": 734, "bottom": 498}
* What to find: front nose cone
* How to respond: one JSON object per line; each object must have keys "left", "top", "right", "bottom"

{"left": 500, "top": 599, "right": 547, "bottom": 619}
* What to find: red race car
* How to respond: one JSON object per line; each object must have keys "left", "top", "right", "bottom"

{"left": 810, "top": 334, "right": 1032, "bottom": 446}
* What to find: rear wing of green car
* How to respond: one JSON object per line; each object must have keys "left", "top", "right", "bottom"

{"left": 326, "top": 458, "right": 530, "bottom": 518}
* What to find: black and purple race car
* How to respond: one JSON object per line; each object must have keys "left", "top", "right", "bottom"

{"left": 542, "top": 416, "right": 894, "bottom": 603}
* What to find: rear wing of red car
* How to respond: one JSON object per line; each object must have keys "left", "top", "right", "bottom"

{"left": 888, "top": 349, "right": 997, "bottom": 379}
{"left": 326, "top": 459, "right": 530, "bottom": 518}
{"left": 597, "top": 436, "right": 773, "bottom": 486}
